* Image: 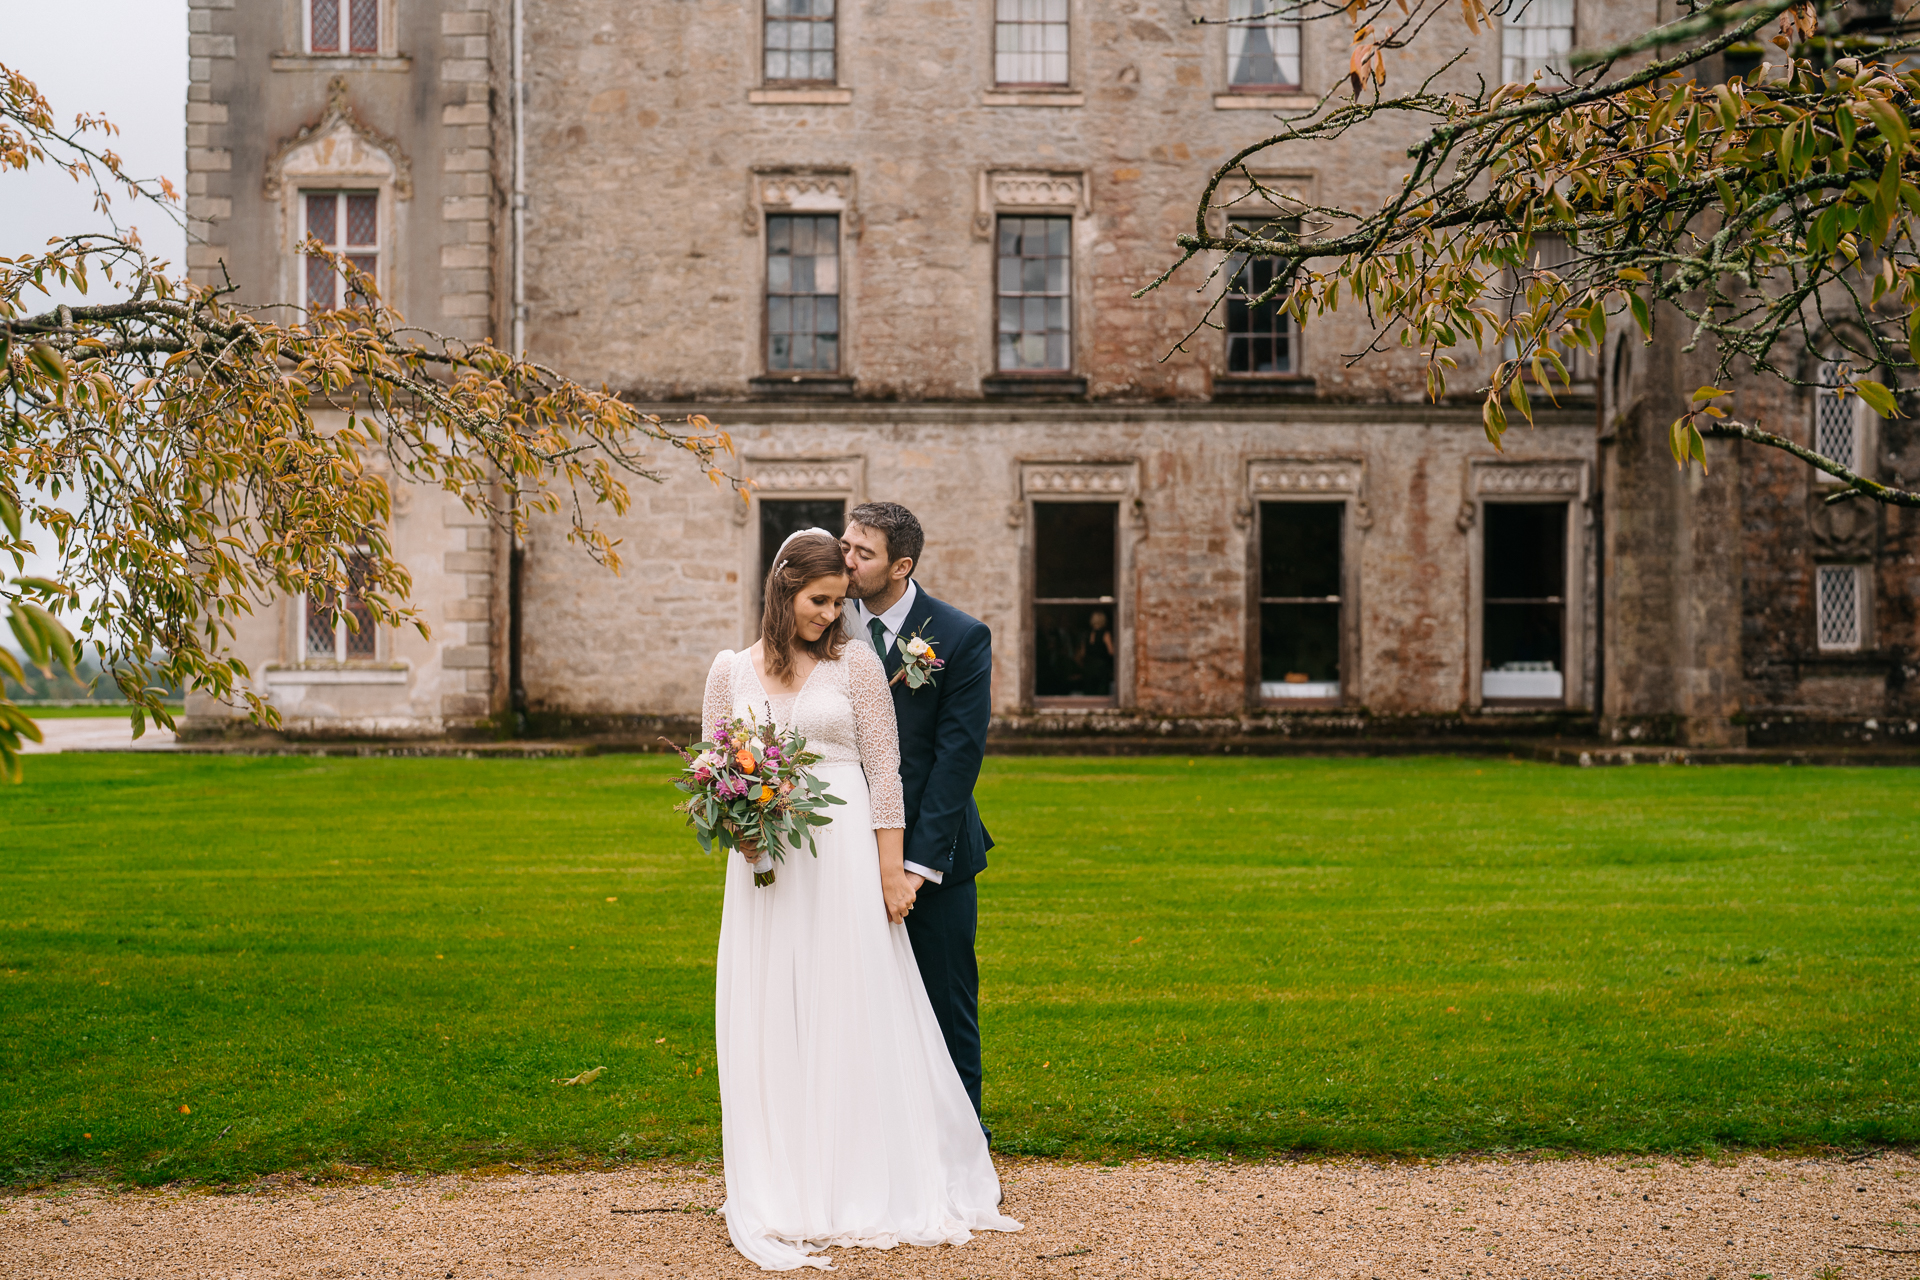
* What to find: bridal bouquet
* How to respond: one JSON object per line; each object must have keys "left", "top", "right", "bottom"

{"left": 666, "top": 711, "right": 845, "bottom": 886}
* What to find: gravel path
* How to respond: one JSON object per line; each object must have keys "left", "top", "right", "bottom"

{"left": 5, "top": 1153, "right": 1916, "bottom": 1278}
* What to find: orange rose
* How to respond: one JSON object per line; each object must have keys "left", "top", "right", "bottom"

{"left": 735, "top": 748, "right": 756, "bottom": 773}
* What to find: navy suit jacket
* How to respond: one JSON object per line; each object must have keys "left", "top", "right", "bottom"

{"left": 876, "top": 589, "right": 993, "bottom": 886}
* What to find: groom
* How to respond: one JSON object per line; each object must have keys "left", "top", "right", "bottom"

{"left": 842, "top": 502, "right": 994, "bottom": 1123}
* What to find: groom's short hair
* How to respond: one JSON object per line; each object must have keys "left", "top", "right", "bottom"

{"left": 848, "top": 502, "right": 924, "bottom": 576}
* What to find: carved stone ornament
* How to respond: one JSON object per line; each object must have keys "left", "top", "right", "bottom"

{"left": 1472, "top": 461, "right": 1585, "bottom": 496}
{"left": 975, "top": 169, "right": 1089, "bottom": 237}
{"left": 746, "top": 167, "right": 857, "bottom": 235}
{"left": 750, "top": 457, "right": 862, "bottom": 493}
{"left": 1249, "top": 458, "right": 1372, "bottom": 530}
{"left": 263, "top": 77, "right": 412, "bottom": 200}
{"left": 1021, "top": 462, "right": 1135, "bottom": 497}
{"left": 1807, "top": 492, "right": 1879, "bottom": 559}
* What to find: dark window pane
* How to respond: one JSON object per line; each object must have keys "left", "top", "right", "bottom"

{"left": 1484, "top": 602, "right": 1564, "bottom": 670}
{"left": 766, "top": 213, "right": 839, "bottom": 372}
{"left": 1034, "top": 603, "right": 1116, "bottom": 697}
{"left": 1483, "top": 503, "right": 1566, "bottom": 600}
{"left": 1033, "top": 501, "right": 1116, "bottom": 600}
{"left": 1259, "top": 502, "right": 1341, "bottom": 599}
{"left": 311, "top": 0, "right": 340, "bottom": 51}
{"left": 1225, "top": 217, "right": 1296, "bottom": 374}
{"left": 1261, "top": 602, "right": 1340, "bottom": 684}
{"left": 759, "top": 499, "right": 848, "bottom": 616}
{"left": 349, "top": 0, "right": 378, "bottom": 52}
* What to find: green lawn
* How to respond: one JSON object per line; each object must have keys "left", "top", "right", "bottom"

{"left": 1, "top": 753, "right": 1915, "bottom": 1187}
{"left": 20, "top": 704, "right": 183, "bottom": 719}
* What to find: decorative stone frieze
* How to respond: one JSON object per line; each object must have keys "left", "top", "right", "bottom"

{"left": 1472, "top": 461, "right": 1586, "bottom": 496}
{"left": 975, "top": 169, "right": 1089, "bottom": 236}
{"left": 746, "top": 167, "right": 858, "bottom": 235}
{"left": 1248, "top": 457, "right": 1372, "bottom": 529}
{"left": 263, "top": 78, "right": 414, "bottom": 200}
{"left": 1021, "top": 462, "right": 1134, "bottom": 496}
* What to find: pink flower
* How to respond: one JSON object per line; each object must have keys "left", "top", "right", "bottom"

{"left": 692, "top": 766, "right": 712, "bottom": 783}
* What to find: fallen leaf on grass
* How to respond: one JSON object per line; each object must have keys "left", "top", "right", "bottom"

{"left": 178, "top": 1104, "right": 191, "bottom": 1114}
{"left": 558, "top": 1066, "right": 606, "bottom": 1086}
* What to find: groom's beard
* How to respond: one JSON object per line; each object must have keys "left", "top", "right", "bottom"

{"left": 844, "top": 570, "right": 884, "bottom": 601}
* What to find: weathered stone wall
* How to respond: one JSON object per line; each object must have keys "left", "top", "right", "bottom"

{"left": 516, "top": 405, "right": 1598, "bottom": 720}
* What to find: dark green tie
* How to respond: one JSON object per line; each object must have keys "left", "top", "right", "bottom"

{"left": 868, "top": 616, "right": 889, "bottom": 660}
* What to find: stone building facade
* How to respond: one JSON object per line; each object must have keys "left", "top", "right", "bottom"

{"left": 181, "top": 0, "right": 1919, "bottom": 749}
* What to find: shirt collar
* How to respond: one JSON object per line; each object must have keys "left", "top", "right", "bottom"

{"left": 859, "top": 579, "right": 919, "bottom": 637}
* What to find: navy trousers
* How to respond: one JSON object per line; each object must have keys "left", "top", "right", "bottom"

{"left": 903, "top": 876, "right": 982, "bottom": 1117}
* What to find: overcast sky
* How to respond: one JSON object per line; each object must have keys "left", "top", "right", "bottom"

{"left": 1, "top": 0, "right": 189, "bottom": 277}
{"left": 2, "top": 1, "right": 187, "bottom": 625}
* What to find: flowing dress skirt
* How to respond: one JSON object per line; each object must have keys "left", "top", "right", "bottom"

{"left": 715, "top": 763, "right": 1020, "bottom": 1271}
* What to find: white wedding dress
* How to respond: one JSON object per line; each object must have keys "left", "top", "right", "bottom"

{"left": 702, "top": 642, "right": 1021, "bottom": 1271}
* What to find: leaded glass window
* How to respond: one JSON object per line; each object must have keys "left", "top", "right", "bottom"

{"left": 997, "top": 216, "right": 1071, "bottom": 371}
{"left": 767, "top": 214, "right": 840, "bottom": 372}
{"left": 1501, "top": 0, "right": 1573, "bottom": 85}
{"left": 305, "top": 551, "right": 377, "bottom": 662}
{"left": 1814, "top": 355, "right": 1863, "bottom": 473}
{"left": 766, "top": 0, "right": 835, "bottom": 83}
{"left": 1816, "top": 564, "right": 1864, "bottom": 650}
{"left": 1226, "top": 216, "right": 1297, "bottom": 374}
{"left": 1227, "top": 0, "right": 1301, "bottom": 88}
{"left": 311, "top": 0, "right": 379, "bottom": 54}
{"left": 303, "top": 190, "right": 379, "bottom": 311}
{"left": 995, "top": 0, "right": 1069, "bottom": 86}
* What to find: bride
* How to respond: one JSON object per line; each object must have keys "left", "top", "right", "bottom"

{"left": 701, "top": 528, "right": 1021, "bottom": 1271}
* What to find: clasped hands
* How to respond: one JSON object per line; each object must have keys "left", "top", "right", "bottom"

{"left": 881, "top": 866, "right": 924, "bottom": 925}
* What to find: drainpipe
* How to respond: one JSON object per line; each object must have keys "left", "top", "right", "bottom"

{"left": 507, "top": 0, "right": 529, "bottom": 733}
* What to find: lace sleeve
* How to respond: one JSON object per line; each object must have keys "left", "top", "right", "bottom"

{"left": 845, "top": 643, "right": 906, "bottom": 829}
{"left": 701, "top": 650, "right": 734, "bottom": 740}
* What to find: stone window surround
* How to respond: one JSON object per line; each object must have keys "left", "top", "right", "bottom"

{"left": 1241, "top": 458, "right": 1367, "bottom": 709}
{"left": 985, "top": 0, "right": 1084, "bottom": 106}
{"left": 977, "top": 169, "right": 1090, "bottom": 384}
{"left": 751, "top": 0, "right": 853, "bottom": 104}
{"left": 275, "top": 0, "right": 406, "bottom": 67}
{"left": 264, "top": 80, "right": 413, "bottom": 316}
{"left": 747, "top": 169, "right": 859, "bottom": 387}
{"left": 735, "top": 455, "right": 867, "bottom": 646}
{"left": 1017, "top": 460, "right": 1141, "bottom": 711}
{"left": 1463, "top": 458, "right": 1591, "bottom": 711}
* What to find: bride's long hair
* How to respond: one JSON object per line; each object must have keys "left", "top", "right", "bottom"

{"left": 761, "top": 532, "right": 850, "bottom": 681}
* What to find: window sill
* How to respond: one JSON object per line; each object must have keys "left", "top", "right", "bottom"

{"left": 1032, "top": 696, "right": 1119, "bottom": 709}
{"left": 1213, "top": 92, "right": 1318, "bottom": 110}
{"left": 1261, "top": 697, "right": 1343, "bottom": 711}
{"left": 1213, "top": 376, "right": 1316, "bottom": 401}
{"left": 984, "top": 373, "right": 1087, "bottom": 399}
{"left": 271, "top": 53, "right": 413, "bottom": 72}
{"left": 263, "top": 665, "right": 409, "bottom": 686}
{"left": 983, "top": 90, "right": 1085, "bottom": 107}
{"left": 748, "top": 86, "right": 853, "bottom": 105}
{"left": 750, "top": 374, "right": 856, "bottom": 398}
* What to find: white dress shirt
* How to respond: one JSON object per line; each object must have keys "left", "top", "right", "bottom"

{"left": 849, "top": 582, "right": 943, "bottom": 885}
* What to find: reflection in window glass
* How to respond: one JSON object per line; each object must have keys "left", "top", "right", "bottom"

{"left": 1259, "top": 502, "right": 1341, "bottom": 698}
{"left": 1227, "top": 0, "right": 1301, "bottom": 88}
{"left": 766, "top": 0, "right": 836, "bottom": 83}
{"left": 1482, "top": 502, "right": 1566, "bottom": 699}
{"left": 998, "top": 216, "right": 1072, "bottom": 371}
{"left": 1032, "top": 502, "right": 1117, "bottom": 699}
{"left": 995, "top": 0, "right": 1069, "bottom": 85}
{"left": 1226, "top": 217, "right": 1297, "bottom": 374}
{"left": 1501, "top": 0, "right": 1573, "bottom": 85}
{"left": 767, "top": 214, "right": 840, "bottom": 372}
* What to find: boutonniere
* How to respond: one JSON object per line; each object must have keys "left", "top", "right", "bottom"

{"left": 890, "top": 619, "right": 945, "bottom": 691}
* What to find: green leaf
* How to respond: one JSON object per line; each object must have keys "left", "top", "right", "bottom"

{"left": 1853, "top": 380, "right": 1900, "bottom": 419}
{"left": 1627, "top": 291, "right": 1653, "bottom": 339}
{"left": 1690, "top": 385, "right": 1731, "bottom": 404}
{"left": 0, "top": 490, "right": 18, "bottom": 540}
{"left": 27, "top": 342, "right": 67, "bottom": 383}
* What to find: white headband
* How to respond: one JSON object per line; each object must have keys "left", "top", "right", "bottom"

{"left": 773, "top": 526, "right": 838, "bottom": 575}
